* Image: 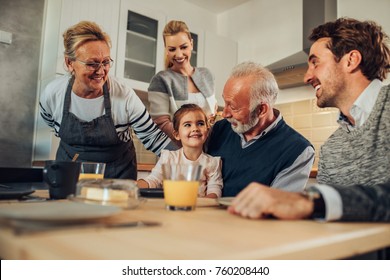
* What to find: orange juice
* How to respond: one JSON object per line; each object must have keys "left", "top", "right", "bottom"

{"left": 163, "top": 180, "right": 199, "bottom": 208}
{"left": 79, "top": 173, "right": 104, "bottom": 180}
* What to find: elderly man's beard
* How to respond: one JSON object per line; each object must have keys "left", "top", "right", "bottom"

{"left": 227, "top": 108, "right": 259, "bottom": 134}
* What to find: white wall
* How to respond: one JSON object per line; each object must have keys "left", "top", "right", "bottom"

{"left": 338, "top": 0, "right": 390, "bottom": 88}
{"left": 218, "top": 0, "right": 303, "bottom": 66}
{"left": 130, "top": 0, "right": 218, "bottom": 34}
{"left": 217, "top": 0, "right": 390, "bottom": 104}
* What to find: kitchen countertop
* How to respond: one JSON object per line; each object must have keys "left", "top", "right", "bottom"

{"left": 137, "top": 163, "right": 155, "bottom": 172}
{"left": 1, "top": 193, "right": 389, "bottom": 259}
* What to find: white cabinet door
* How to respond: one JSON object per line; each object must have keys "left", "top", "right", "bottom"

{"left": 55, "top": 0, "right": 120, "bottom": 75}
{"left": 204, "top": 31, "right": 237, "bottom": 106}
{"left": 116, "top": 2, "right": 166, "bottom": 91}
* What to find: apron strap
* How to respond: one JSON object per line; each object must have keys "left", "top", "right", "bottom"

{"left": 102, "top": 81, "right": 111, "bottom": 115}
{"left": 62, "top": 75, "right": 75, "bottom": 116}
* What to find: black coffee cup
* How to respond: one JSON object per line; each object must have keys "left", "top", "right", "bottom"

{"left": 43, "top": 161, "right": 81, "bottom": 199}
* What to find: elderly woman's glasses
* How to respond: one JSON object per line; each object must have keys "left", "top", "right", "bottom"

{"left": 75, "top": 58, "right": 114, "bottom": 71}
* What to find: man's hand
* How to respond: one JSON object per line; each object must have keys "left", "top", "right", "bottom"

{"left": 228, "top": 183, "right": 314, "bottom": 220}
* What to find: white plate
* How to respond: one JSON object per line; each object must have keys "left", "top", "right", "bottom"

{"left": 0, "top": 188, "right": 35, "bottom": 199}
{"left": 0, "top": 201, "right": 121, "bottom": 222}
{"left": 217, "top": 197, "right": 235, "bottom": 207}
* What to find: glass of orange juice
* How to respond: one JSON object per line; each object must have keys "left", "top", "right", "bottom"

{"left": 79, "top": 162, "right": 106, "bottom": 180}
{"left": 162, "top": 164, "right": 202, "bottom": 211}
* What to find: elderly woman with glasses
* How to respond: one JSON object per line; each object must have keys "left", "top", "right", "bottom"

{"left": 40, "top": 21, "right": 176, "bottom": 179}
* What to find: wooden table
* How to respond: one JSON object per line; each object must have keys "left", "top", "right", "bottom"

{"left": 0, "top": 195, "right": 389, "bottom": 260}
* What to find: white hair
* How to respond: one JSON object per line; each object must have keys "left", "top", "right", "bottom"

{"left": 230, "top": 61, "right": 279, "bottom": 110}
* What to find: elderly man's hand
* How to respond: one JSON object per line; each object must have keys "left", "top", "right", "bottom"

{"left": 228, "top": 183, "right": 314, "bottom": 220}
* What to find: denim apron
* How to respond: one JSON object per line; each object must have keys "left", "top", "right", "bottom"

{"left": 56, "top": 76, "right": 137, "bottom": 179}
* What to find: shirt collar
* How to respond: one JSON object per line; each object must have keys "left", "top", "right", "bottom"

{"left": 337, "top": 79, "right": 382, "bottom": 131}
{"left": 239, "top": 109, "right": 282, "bottom": 148}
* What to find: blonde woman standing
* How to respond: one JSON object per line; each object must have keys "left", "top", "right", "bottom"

{"left": 148, "top": 20, "right": 217, "bottom": 146}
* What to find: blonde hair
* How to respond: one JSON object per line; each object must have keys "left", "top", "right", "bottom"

{"left": 63, "top": 21, "right": 111, "bottom": 61}
{"left": 163, "top": 20, "right": 192, "bottom": 69}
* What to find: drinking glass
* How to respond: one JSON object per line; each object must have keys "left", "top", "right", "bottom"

{"left": 162, "top": 164, "right": 202, "bottom": 211}
{"left": 79, "top": 162, "right": 106, "bottom": 180}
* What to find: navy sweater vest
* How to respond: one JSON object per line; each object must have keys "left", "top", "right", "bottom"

{"left": 207, "top": 119, "right": 312, "bottom": 197}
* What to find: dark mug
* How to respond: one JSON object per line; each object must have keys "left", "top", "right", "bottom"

{"left": 43, "top": 160, "right": 81, "bottom": 199}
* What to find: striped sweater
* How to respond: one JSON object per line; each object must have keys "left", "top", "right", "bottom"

{"left": 39, "top": 74, "right": 172, "bottom": 155}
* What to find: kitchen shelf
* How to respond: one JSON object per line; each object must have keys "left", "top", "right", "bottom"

{"left": 125, "top": 58, "right": 155, "bottom": 68}
{"left": 120, "top": 9, "right": 160, "bottom": 85}
{"left": 126, "top": 30, "right": 156, "bottom": 42}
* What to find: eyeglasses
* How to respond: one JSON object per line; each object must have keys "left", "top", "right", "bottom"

{"left": 75, "top": 58, "right": 114, "bottom": 71}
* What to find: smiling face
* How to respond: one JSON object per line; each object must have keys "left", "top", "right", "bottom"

{"left": 222, "top": 76, "right": 259, "bottom": 134}
{"left": 304, "top": 38, "right": 347, "bottom": 108}
{"left": 68, "top": 40, "right": 111, "bottom": 97}
{"left": 174, "top": 110, "right": 209, "bottom": 149}
{"left": 164, "top": 32, "right": 193, "bottom": 70}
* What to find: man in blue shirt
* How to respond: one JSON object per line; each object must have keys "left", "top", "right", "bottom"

{"left": 207, "top": 61, "right": 314, "bottom": 197}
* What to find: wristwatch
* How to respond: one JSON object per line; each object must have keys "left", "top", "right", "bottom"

{"left": 302, "top": 188, "right": 326, "bottom": 219}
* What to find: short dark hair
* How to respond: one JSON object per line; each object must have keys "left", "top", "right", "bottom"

{"left": 309, "top": 17, "right": 390, "bottom": 81}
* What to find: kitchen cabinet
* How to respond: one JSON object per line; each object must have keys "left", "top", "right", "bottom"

{"left": 55, "top": 0, "right": 120, "bottom": 75}
{"left": 116, "top": 2, "right": 165, "bottom": 91}
{"left": 116, "top": 2, "right": 204, "bottom": 91}
{"left": 190, "top": 32, "right": 199, "bottom": 66}
{"left": 189, "top": 27, "right": 205, "bottom": 67}
{"left": 124, "top": 11, "right": 159, "bottom": 84}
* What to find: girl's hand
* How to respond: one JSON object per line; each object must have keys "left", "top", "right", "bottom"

{"left": 136, "top": 179, "right": 149, "bottom": 189}
{"left": 205, "top": 193, "right": 218, "bottom": 199}
{"left": 209, "top": 111, "right": 223, "bottom": 126}
{"left": 208, "top": 114, "right": 216, "bottom": 126}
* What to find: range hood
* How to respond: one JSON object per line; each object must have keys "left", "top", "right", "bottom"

{"left": 267, "top": 0, "right": 337, "bottom": 89}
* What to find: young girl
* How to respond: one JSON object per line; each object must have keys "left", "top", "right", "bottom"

{"left": 137, "top": 104, "right": 223, "bottom": 198}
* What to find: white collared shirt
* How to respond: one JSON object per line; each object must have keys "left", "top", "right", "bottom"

{"left": 238, "top": 110, "right": 281, "bottom": 148}
{"left": 337, "top": 79, "right": 382, "bottom": 131}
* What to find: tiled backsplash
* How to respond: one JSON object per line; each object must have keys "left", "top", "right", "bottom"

{"left": 274, "top": 99, "right": 339, "bottom": 168}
